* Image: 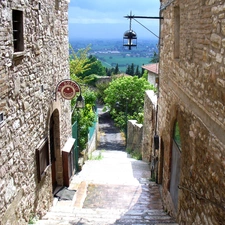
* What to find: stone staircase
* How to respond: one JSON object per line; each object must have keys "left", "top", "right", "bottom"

{"left": 35, "top": 151, "right": 179, "bottom": 225}
{"left": 36, "top": 206, "right": 178, "bottom": 225}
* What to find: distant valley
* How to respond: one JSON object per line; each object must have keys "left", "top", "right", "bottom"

{"left": 70, "top": 39, "right": 159, "bottom": 73}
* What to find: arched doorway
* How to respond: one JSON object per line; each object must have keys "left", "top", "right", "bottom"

{"left": 169, "top": 121, "right": 181, "bottom": 211}
{"left": 49, "top": 110, "right": 60, "bottom": 192}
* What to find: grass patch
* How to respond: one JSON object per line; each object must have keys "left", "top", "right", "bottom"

{"left": 28, "top": 214, "right": 38, "bottom": 224}
{"left": 88, "top": 151, "right": 104, "bottom": 160}
{"left": 126, "top": 148, "right": 142, "bottom": 160}
{"left": 150, "top": 172, "right": 156, "bottom": 182}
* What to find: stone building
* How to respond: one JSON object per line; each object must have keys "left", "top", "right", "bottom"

{"left": 142, "top": 63, "right": 159, "bottom": 88}
{"left": 0, "top": 0, "right": 72, "bottom": 224}
{"left": 157, "top": 0, "right": 225, "bottom": 224}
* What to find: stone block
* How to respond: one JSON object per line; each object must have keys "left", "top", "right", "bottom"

{"left": 211, "top": 33, "right": 222, "bottom": 49}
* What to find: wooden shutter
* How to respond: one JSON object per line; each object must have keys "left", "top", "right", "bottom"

{"left": 36, "top": 139, "right": 49, "bottom": 182}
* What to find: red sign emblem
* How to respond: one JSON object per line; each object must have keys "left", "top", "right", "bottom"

{"left": 57, "top": 79, "right": 80, "bottom": 100}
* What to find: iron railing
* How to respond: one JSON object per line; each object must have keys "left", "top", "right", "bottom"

{"left": 72, "top": 121, "right": 79, "bottom": 171}
{"left": 88, "top": 110, "right": 98, "bottom": 141}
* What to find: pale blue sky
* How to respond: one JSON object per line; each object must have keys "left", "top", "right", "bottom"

{"left": 68, "top": 0, "right": 160, "bottom": 40}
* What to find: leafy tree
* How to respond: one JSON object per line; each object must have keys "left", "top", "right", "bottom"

{"left": 70, "top": 46, "right": 106, "bottom": 79}
{"left": 130, "top": 63, "right": 135, "bottom": 76}
{"left": 114, "top": 64, "right": 119, "bottom": 74}
{"left": 72, "top": 90, "right": 97, "bottom": 151}
{"left": 106, "top": 68, "right": 111, "bottom": 76}
{"left": 70, "top": 46, "right": 98, "bottom": 151}
{"left": 142, "top": 70, "right": 148, "bottom": 81}
{"left": 141, "top": 64, "right": 145, "bottom": 76}
{"left": 83, "top": 74, "right": 98, "bottom": 86}
{"left": 135, "top": 65, "right": 141, "bottom": 77}
{"left": 150, "top": 51, "right": 159, "bottom": 63}
{"left": 70, "top": 45, "right": 92, "bottom": 80}
{"left": 80, "top": 55, "right": 106, "bottom": 77}
{"left": 126, "top": 65, "right": 131, "bottom": 75}
{"left": 104, "top": 76, "right": 155, "bottom": 131}
{"left": 96, "top": 82, "right": 110, "bottom": 104}
{"left": 126, "top": 63, "right": 136, "bottom": 76}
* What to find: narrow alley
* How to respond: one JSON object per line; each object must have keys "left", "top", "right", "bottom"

{"left": 36, "top": 107, "right": 178, "bottom": 225}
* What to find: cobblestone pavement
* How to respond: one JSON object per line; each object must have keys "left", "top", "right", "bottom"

{"left": 36, "top": 108, "right": 178, "bottom": 225}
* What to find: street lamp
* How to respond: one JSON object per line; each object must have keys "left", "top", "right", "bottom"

{"left": 123, "top": 30, "right": 137, "bottom": 50}
{"left": 71, "top": 93, "right": 85, "bottom": 116}
{"left": 123, "top": 12, "right": 163, "bottom": 50}
{"left": 123, "top": 13, "right": 137, "bottom": 50}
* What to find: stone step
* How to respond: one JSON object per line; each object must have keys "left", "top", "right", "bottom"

{"left": 36, "top": 208, "right": 178, "bottom": 225}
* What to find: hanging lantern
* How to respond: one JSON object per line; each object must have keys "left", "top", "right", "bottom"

{"left": 123, "top": 30, "right": 137, "bottom": 50}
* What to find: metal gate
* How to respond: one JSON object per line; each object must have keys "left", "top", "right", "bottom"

{"left": 169, "top": 140, "right": 181, "bottom": 211}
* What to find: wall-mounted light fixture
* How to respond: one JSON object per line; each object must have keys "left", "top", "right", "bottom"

{"left": 75, "top": 93, "right": 85, "bottom": 109}
{"left": 123, "top": 12, "right": 163, "bottom": 50}
{"left": 123, "top": 13, "right": 137, "bottom": 50}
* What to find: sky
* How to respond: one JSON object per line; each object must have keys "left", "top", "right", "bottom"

{"left": 68, "top": 0, "right": 161, "bottom": 41}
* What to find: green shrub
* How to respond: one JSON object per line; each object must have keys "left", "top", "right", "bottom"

{"left": 88, "top": 151, "right": 104, "bottom": 160}
{"left": 126, "top": 148, "right": 142, "bottom": 160}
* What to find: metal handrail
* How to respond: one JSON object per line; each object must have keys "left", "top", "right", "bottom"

{"left": 178, "top": 185, "right": 225, "bottom": 210}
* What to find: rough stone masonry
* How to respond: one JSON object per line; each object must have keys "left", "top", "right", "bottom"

{"left": 158, "top": 0, "right": 225, "bottom": 224}
{"left": 0, "top": 1, "right": 71, "bottom": 224}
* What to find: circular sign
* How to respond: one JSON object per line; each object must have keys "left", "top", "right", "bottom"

{"left": 61, "top": 85, "right": 76, "bottom": 100}
{"left": 57, "top": 80, "right": 80, "bottom": 100}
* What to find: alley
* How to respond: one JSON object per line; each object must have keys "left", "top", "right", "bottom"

{"left": 36, "top": 108, "right": 178, "bottom": 225}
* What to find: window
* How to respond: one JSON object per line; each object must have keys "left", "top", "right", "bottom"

{"left": 12, "top": 10, "right": 24, "bottom": 52}
{"left": 174, "top": 6, "right": 180, "bottom": 59}
{"left": 173, "top": 121, "right": 181, "bottom": 150}
{"left": 36, "top": 139, "right": 50, "bottom": 182}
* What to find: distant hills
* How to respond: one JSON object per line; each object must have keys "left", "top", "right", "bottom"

{"left": 70, "top": 38, "right": 159, "bottom": 72}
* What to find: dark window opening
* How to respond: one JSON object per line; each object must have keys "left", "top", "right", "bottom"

{"left": 12, "top": 10, "right": 24, "bottom": 52}
{"left": 36, "top": 139, "right": 50, "bottom": 182}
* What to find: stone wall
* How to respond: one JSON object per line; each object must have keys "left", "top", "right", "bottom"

{"left": 127, "top": 120, "right": 143, "bottom": 155}
{"left": 0, "top": 1, "right": 71, "bottom": 224}
{"left": 127, "top": 90, "right": 157, "bottom": 166}
{"left": 158, "top": 0, "right": 225, "bottom": 224}
{"left": 142, "top": 90, "right": 157, "bottom": 163}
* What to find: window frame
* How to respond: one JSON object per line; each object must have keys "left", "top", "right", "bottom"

{"left": 12, "top": 9, "right": 24, "bottom": 53}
